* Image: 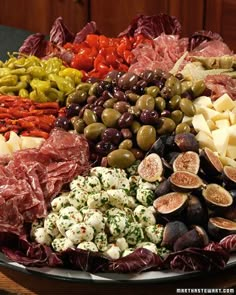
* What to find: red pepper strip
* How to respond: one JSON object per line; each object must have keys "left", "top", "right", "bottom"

{"left": 0, "top": 113, "right": 15, "bottom": 119}
{"left": 34, "top": 102, "right": 59, "bottom": 109}
{"left": 20, "top": 129, "right": 49, "bottom": 139}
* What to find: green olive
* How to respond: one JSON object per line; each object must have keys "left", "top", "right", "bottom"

{"left": 76, "top": 82, "right": 91, "bottom": 92}
{"left": 88, "top": 82, "right": 98, "bottom": 96}
{"left": 101, "top": 108, "right": 121, "bottom": 127}
{"left": 130, "top": 120, "right": 141, "bottom": 134}
{"left": 168, "top": 95, "right": 181, "bottom": 110}
{"left": 191, "top": 80, "right": 205, "bottom": 97}
{"left": 145, "top": 86, "right": 160, "bottom": 97}
{"left": 71, "top": 117, "right": 86, "bottom": 133}
{"left": 155, "top": 96, "right": 166, "bottom": 112}
{"left": 181, "top": 81, "right": 192, "bottom": 94}
{"left": 170, "top": 110, "right": 184, "bottom": 124}
{"left": 128, "top": 106, "right": 141, "bottom": 117}
{"left": 136, "top": 94, "right": 155, "bottom": 111}
{"left": 179, "top": 98, "right": 196, "bottom": 116}
{"left": 127, "top": 92, "right": 140, "bottom": 103}
{"left": 175, "top": 122, "right": 191, "bottom": 134}
{"left": 136, "top": 125, "right": 157, "bottom": 151}
{"left": 83, "top": 109, "right": 97, "bottom": 125}
{"left": 165, "top": 75, "right": 182, "bottom": 96}
{"left": 119, "top": 139, "right": 133, "bottom": 150}
{"left": 66, "top": 90, "right": 87, "bottom": 105}
{"left": 156, "top": 117, "right": 176, "bottom": 135}
{"left": 103, "top": 98, "right": 117, "bottom": 108}
{"left": 107, "top": 149, "right": 136, "bottom": 168}
{"left": 84, "top": 122, "right": 106, "bottom": 140}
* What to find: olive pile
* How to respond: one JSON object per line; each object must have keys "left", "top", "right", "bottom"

{"left": 56, "top": 69, "right": 204, "bottom": 167}
{"left": 0, "top": 55, "right": 83, "bottom": 103}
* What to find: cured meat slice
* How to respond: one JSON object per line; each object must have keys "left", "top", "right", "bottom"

{"left": 189, "top": 40, "right": 233, "bottom": 57}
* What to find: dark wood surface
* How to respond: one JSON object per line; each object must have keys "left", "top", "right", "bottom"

{"left": 0, "top": 265, "right": 236, "bottom": 295}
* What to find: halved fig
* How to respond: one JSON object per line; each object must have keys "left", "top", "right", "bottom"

{"left": 174, "top": 133, "right": 199, "bottom": 153}
{"left": 155, "top": 179, "right": 172, "bottom": 197}
{"left": 223, "top": 166, "right": 236, "bottom": 189}
{"left": 138, "top": 153, "right": 163, "bottom": 182}
{"left": 173, "top": 151, "right": 200, "bottom": 174}
{"left": 185, "top": 195, "right": 208, "bottom": 226}
{"left": 153, "top": 192, "right": 188, "bottom": 216}
{"left": 173, "top": 225, "right": 209, "bottom": 252}
{"left": 222, "top": 202, "right": 236, "bottom": 221}
{"left": 161, "top": 221, "right": 188, "bottom": 249}
{"left": 200, "top": 147, "right": 223, "bottom": 177}
{"left": 146, "top": 136, "right": 165, "bottom": 157}
{"left": 202, "top": 183, "right": 233, "bottom": 209}
{"left": 208, "top": 217, "right": 236, "bottom": 240}
{"left": 169, "top": 171, "right": 203, "bottom": 192}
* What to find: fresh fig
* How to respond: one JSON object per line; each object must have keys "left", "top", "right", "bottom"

{"left": 138, "top": 153, "right": 163, "bottom": 182}
{"left": 202, "top": 183, "right": 233, "bottom": 209}
{"left": 208, "top": 217, "right": 236, "bottom": 240}
{"left": 153, "top": 192, "right": 188, "bottom": 216}
{"left": 154, "top": 179, "right": 172, "bottom": 197}
{"left": 185, "top": 195, "right": 208, "bottom": 226}
{"left": 174, "top": 133, "right": 199, "bottom": 153}
{"left": 222, "top": 202, "right": 236, "bottom": 221}
{"left": 200, "top": 147, "right": 223, "bottom": 177}
{"left": 223, "top": 166, "right": 236, "bottom": 189}
{"left": 169, "top": 171, "right": 203, "bottom": 192}
{"left": 147, "top": 136, "right": 165, "bottom": 157}
{"left": 161, "top": 221, "right": 188, "bottom": 249}
{"left": 172, "top": 151, "right": 200, "bottom": 174}
{"left": 173, "top": 225, "right": 209, "bottom": 251}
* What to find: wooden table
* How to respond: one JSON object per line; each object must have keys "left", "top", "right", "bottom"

{"left": 0, "top": 265, "right": 236, "bottom": 295}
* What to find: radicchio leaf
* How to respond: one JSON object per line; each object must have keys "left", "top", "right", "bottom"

{"left": 220, "top": 234, "right": 236, "bottom": 252}
{"left": 73, "top": 21, "right": 98, "bottom": 44}
{"left": 108, "top": 248, "right": 163, "bottom": 273}
{"left": 188, "top": 30, "right": 223, "bottom": 51}
{"left": 19, "top": 33, "right": 48, "bottom": 57}
{"left": 50, "top": 17, "right": 75, "bottom": 46}
{"left": 118, "top": 14, "right": 181, "bottom": 39}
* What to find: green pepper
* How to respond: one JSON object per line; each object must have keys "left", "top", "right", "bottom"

{"left": 29, "top": 89, "right": 48, "bottom": 102}
{"left": 30, "top": 78, "right": 51, "bottom": 92}
{"left": 19, "top": 88, "right": 29, "bottom": 98}
{"left": 59, "top": 68, "right": 83, "bottom": 84}
{"left": 27, "top": 66, "right": 46, "bottom": 79}
{"left": 20, "top": 74, "right": 32, "bottom": 83}
{"left": 0, "top": 68, "right": 11, "bottom": 77}
{"left": 48, "top": 73, "right": 74, "bottom": 94}
{"left": 10, "top": 68, "right": 27, "bottom": 75}
{"left": 42, "top": 57, "right": 63, "bottom": 74}
{"left": 0, "top": 81, "right": 27, "bottom": 94}
{"left": 46, "top": 88, "right": 65, "bottom": 102}
{"left": 0, "top": 75, "right": 18, "bottom": 86}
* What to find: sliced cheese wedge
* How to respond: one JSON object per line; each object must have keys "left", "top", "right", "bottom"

{"left": 7, "top": 131, "right": 21, "bottom": 153}
{"left": 20, "top": 136, "right": 45, "bottom": 149}
{"left": 192, "top": 114, "right": 211, "bottom": 136}
{"left": 193, "top": 96, "right": 213, "bottom": 108}
{"left": 195, "top": 130, "right": 216, "bottom": 151}
{"left": 213, "top": 93, "right": 235, "bottom": 112}
{"left": 212, "top": 127, "right": 229, "bottom": 157}
{"left": 0, "top": 140, "right": 12, "bottom": 156}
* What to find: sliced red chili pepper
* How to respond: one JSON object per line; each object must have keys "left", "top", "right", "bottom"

{"left": 85, "top": 34, "right": 99, "bottom": 49}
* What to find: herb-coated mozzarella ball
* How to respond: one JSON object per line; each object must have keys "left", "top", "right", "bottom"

{"left": 34, "top": 227, "right": 52, "bottom": 246}
{"left": 116, "top": 237, "right": 129, "bottom": 251}
{"left": 106, "top": 208, "right": 126, "bottom": 218}
{"left": 134, "top": 205, "right": 156, "bottom": 227}
{"left": 145, "top": 224, "right": 164, "bottom": 245}
{"left": 51, "top": 237, "right": 74, "bottom": 252}
{"left": 125, "top": 223, "right": 144, "bottom": 245}
{"left": 117, "top": 177, "right": 130, "bottom": 191}
{"left": 77, "top": 241, "right": 98, "bottom": 252}
{"left": 122, "top": 248, "right": 134, "bottom": 257}
{"left": 107, "top": 189, "right": 128, "bottom": 209}
{"left": 136, "top": 188, "right": 155, "bottom": 207}
{"left": 129, "top": 175, "right": 140, "bottom": 196}
{"left": 137, "top": 242, "right": 158, "bottom": 254}
{"left": 127, "top": 196, "right": 138, "bottom": 209}
{"left": 56, "top": 215, "right": 75, "bottom": 236}
{"left": 84, "top": 211, "right": 105, "bottom": 234}
{"left": 65, "top": 223, "right": 94, "bottom": 244}
{"left": 68, "top": 189, "right": 88, "bottom": 209}
{"left": 87, "top": 191, "right": 109, "bottom": 209}
{"left": 51, "top": 193, "right": 70, "bottom": 212}
{"left": 138, "top": 179, "right": 158, "bottom": 191}
{"left": 94, "top": 232, "right": 108, "bottom": 251}
{"left": 44, "top": 212, "right": 59, "bottom": 237}
{"left": 90, "top": 166, "right": 109, "bottom": 178}
{"left": 30, "top": 219, "right": 44, "bottom": 239}
{"left": 100, "top": 170, "right": 119, "bottom": 190}
{"left": 108, "top": 215, "right": 129, "bottom": 237}
{"left": 104, "top": 244, "right": 121, "bottom": 260}
{"left": 83, "top": 176, "right": 102, "bottom": 193}
{"left": 59, "top": 206, "right": 83, "bottom": 223}
{"left": 70, "top": 175, "right": 85, "bottom": 191}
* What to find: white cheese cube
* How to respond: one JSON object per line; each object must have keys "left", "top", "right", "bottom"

{"left": 229, "top": 112, "right": 236, "bottom": 125}
{"left": 7, "top": 131, "right": 21, "bottom": 153}
{"left": 192, "top": 114, "right": 211, "bottom": 136}
{"left": 212, "top": 128, "right": 229, "bottom": 157}
{"left": 193, "top": 96, "right": 213, "bottom": 108}
{"left": 196, "top": 106, "right": 219, "bottom": 120}
{"left": 219, "top": 156, "right": 236, "bottom": 167}
{"left": 215, "top": 119, "right": 230, "bottom": 129}
{"left": 20, "top": 136, "right": 45, "bottom": 149}
{"left": 195, "top": 131, "right": 216, "bottom": 151}
{"left": 226, "top": 145, "right": 236, "bottom": 160}
{"left": 0, "top": 140, "right": 12, "bottom": 156}
{"left": 213, "top": 93, "right": 235, "bottom": 112}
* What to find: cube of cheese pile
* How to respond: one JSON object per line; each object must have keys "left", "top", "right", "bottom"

{"left": 191, "top": 93, "right": 236, "bottom": 167}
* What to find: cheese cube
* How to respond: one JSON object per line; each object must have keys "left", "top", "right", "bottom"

{"left": 207, "top": 120, "right": 217, "bottom": 131}
{"left": 212, "top": 110, "right": 230, "bottom": 121}
{"left": 20, "top": 136, "right": 45, "bottom": 149}
{"left": 212, "top": 128, "right": 229, "bottom": 157}
{"left": 226, "top": 145, "right": 236, "bottom": 160}
{"left": 0, "top": 134, "right": 5, "bottom": 141}
{"left": 215, "top": 119, "right": 230, "bottom": 129}
{"left": 7, "top": 131, "right": 21, "bottom": 153}
{"left": 195, "top": 106, "right": 219, "bottom": 120}
{"left": 193, "top": 96, "right": 213, "bottom": 108}
{"left": 182, "top": 115, "right": 192, "bottom": 125}
{"left": 192, "top": 114, "right": 211, "bottom": 136}
{"left": 195, "top": 131, "right": 216, "bottom": 151}
{"left": 0, "top": 141, "right": 11, "bottom": 156}
{"left": 219, "top": 156, "right": 236, "bottom": 168}
{"left": 213, "top": 93, "right": 235, "bottom": 112}
{"left": 229, "top": 112, "right": 236, "bottom": 125}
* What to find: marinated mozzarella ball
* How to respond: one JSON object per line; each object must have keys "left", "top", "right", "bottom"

{"left": 44, "top": 212, "right": 59, "bottom": 237}
{"left": 108, "top": 215, "right": 129, "bottom": 237}
{"left": 30, "top": 219, "right": 44, "bottom": 239}
{"left": 129, "top": 175, "right": 140, "bottom": 196}
{"left": 59, "top": 206, "right": 83, "bottom": 223}
{"left": 100, "top": 170, "right": 119, "bottom": 190}
{"left": 56, "top": 216, "right": 75, "bottom": 236}
{"left": 104, "top": 244, "right": 121, "bottom": 260}
{"left": 138, "top": 178, "right": 157, "bottom": 190}
{"left": 77, "top": 241, "right": 98, "bottom": 252}
{"left": 134, "top": 205, "right": 156, "bottom": 227}
{"left": 125, "top": 223, "right": 144, "bottom": 245}
{"left": 107, "top": 189, "right": 128, "bottom": 209}
{"left": 83, "top": 176, "right": 102, "bottom": 193}
{"left": 136, "top": 188, "right": 155, "bottom": 207}
{"left": 34, "top": 227, "right": 52, "bottom": 246}
{"left": 90, "top": 166, "right": 109, "bottom": 178}
{"left": 51, "top": 193, "right": 70, "bottom": 212}
{"left": 127, "top": 196, "right": 138, "bottom": 209}
{"left": 70, "top": 175, "right": 85, "bottom": 191}
{"left": 118, "top": 177, "right": 130, "bottom": 191}
{"left": 68, "top": 189, "right": 88, "bottom": 209}
{"left": 94, "top": 232, "right": 108, "bottom": 251}
{"left": 65, "top": 223, "right": 94, "bottom": 244}
{"left": 137, "top": 242, "right": 158, "bottom": 255}
{"left": 116, "top": 237, "right": 129, "bottom": 252}
{"left": 84, "top": 211, "right": 105, "bottom": 234}
{"left": 122, "top": 248, "right": 134, "bottom": 257}
{"left": 145, "top": 224, "right": 164, "bottom": 245}
{"left": 106, "top": 208, "right": 126, "bottom": 218}
{"left": 87, "top": 191, "right": 109, "bottom": 209}
{"left": 51, "top": 237, "right": 74, "bottom": 252}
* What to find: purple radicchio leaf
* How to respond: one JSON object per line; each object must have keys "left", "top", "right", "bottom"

{"left": 220, "top": 234, "right": 236, "bottom": 252}
{"left": 188, "top": 30, "right": 223, "bottom": 51}
{"left": 19, "top": 33, "right": 48, "bottom": 57}
{"left": 50, "top": 16, "right": 75, "bottom": 46}
{"left": 73, "top": 21, "right": 98, "bottom": 44}
{"left": 118, "top": 14, "right": 181, "bottom": 39}
{"left": 108, "top": 248, "right": 163, "bottom": 273}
